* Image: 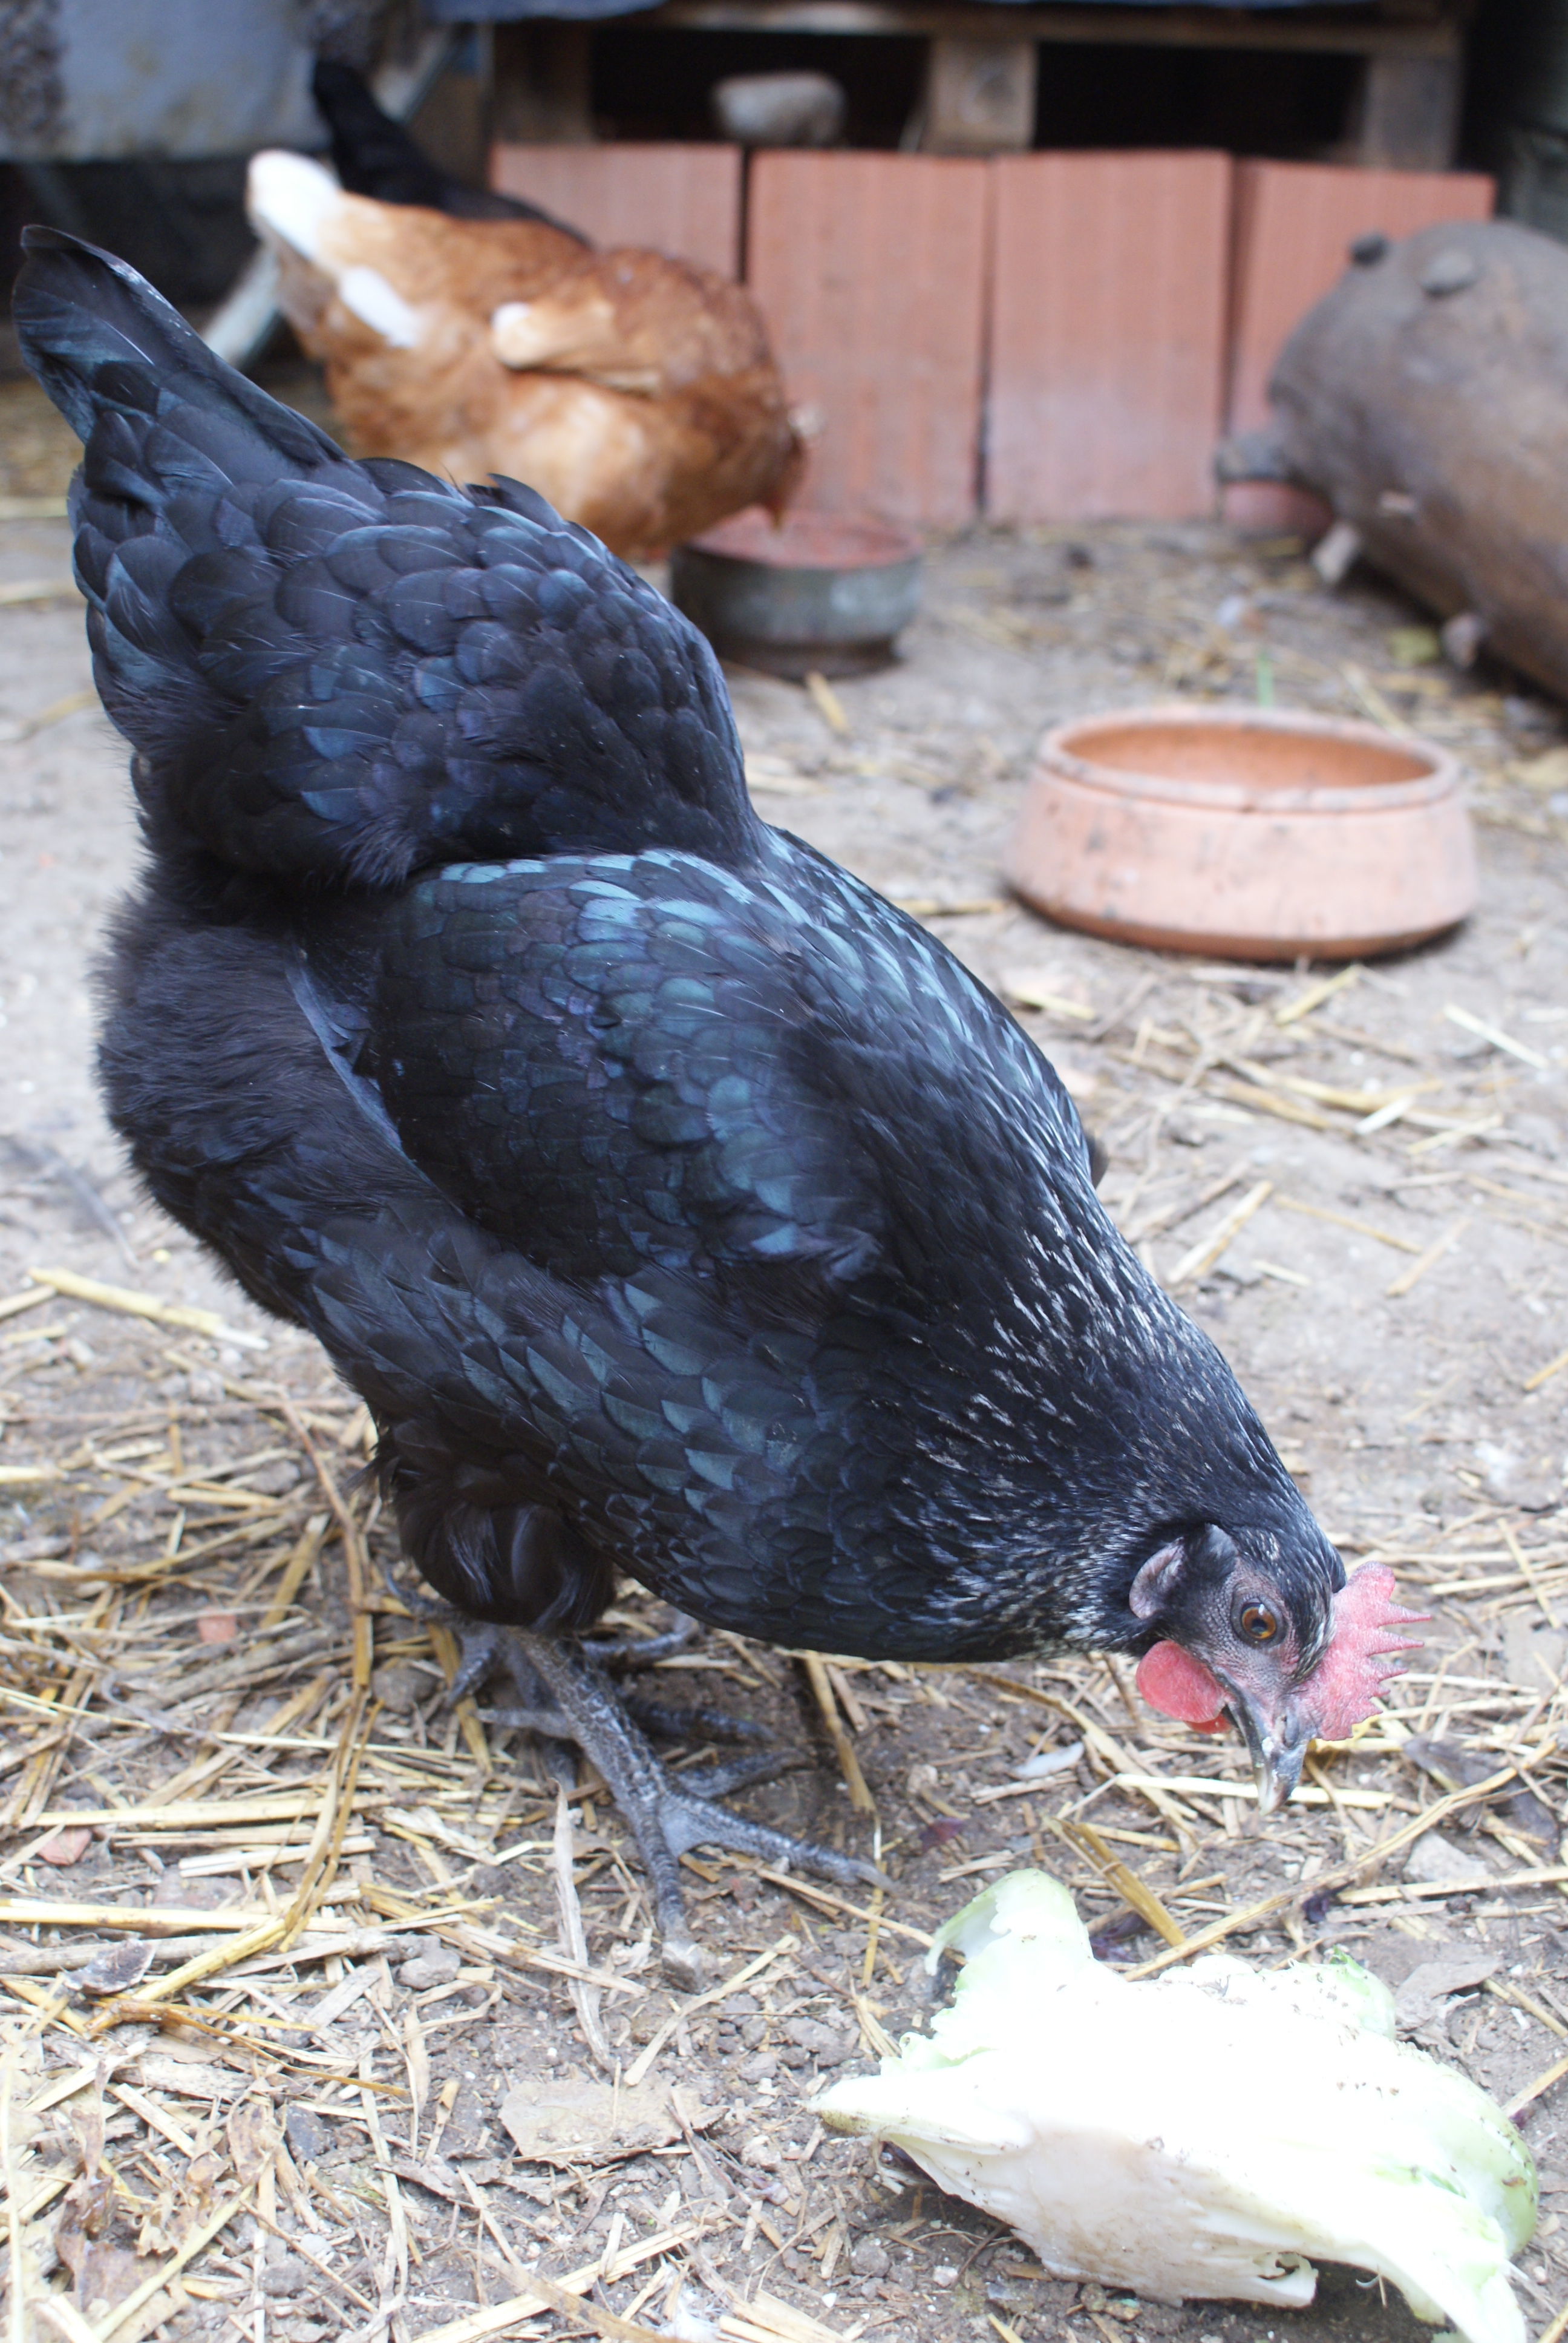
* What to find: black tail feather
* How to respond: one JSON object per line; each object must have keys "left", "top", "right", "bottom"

{"left": 15, "top": 226, "right": 341, "bottom": 487}
{"left": 12, "top": 228, "right": 753, "bottom": 888}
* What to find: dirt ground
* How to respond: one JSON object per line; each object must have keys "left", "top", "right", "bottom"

{"left": 0, "top": 370, "right": 1564, "bottom": 2343}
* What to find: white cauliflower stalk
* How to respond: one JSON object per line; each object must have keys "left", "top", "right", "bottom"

{"left": 816, "top": 1871, "right": 1535, "bottom": 2343}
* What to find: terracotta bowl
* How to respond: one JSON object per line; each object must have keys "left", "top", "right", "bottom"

{"left": 670, "top": 508, "right": 922, "bottom": 678}
{"left": 1005, "top": 704, "right": 1475, "bottom": 962}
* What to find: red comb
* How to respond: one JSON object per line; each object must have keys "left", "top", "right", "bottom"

{"left": 1135, "top": 1640, "right": 1230, "bottom": 1732}
{"left": 1301, "top": 1564, "right": 1426, "bottom": 1742}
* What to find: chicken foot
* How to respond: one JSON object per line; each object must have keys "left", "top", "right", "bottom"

{"left": 442, "top": 1607, "right": 773, "bottom": 1749}
{"left": 490, "top": 1624, "right": 884, "bottom": 1984}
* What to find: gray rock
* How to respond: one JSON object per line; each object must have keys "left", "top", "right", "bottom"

{"left": 783, "top": 2014, "right": 855, "bottom": 2063}
{"left": 1402, "top": 1829, "right": 1493, "bottom": 1886}
{"left": 1501, "top": 1615, "right": 1566, "bottom": 1694}
{"left": 1394, "top": 1953, "right": 1498, "bottom": 2034}
{"left": 261, "top": 2255, "right": 312, "bottom": 2298}
{"left": 851, "top": 2236, "right": 890, "bottom": 2278}
{"left": 284, "top": 2106, "right": 333, "bottom": 2164}
{"left": 710, "top": 70, "right": 845, "bottom": 148}
{"left": 371, "top": 1662, "right": 431, "bottom": 1716}
{"left": 1474, "top": 1443, "right": 1560, "bottom": 1513}
{"left": 77, "top": 1939, "right": 157, "bottom": 1997}
{"left": 247, "top": 1458, "right": 304, "bottom": 1495}
{"left": 399, "top": 1946, "right": 463, "bottom": 1992}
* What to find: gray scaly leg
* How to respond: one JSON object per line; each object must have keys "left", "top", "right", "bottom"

{"left": 513, "top": 1629, "right": 883, "bottom": 1985}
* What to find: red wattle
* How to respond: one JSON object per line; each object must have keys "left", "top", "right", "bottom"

{"left": 1136, "top": 1640, "right": 1229, "bottom": 1729}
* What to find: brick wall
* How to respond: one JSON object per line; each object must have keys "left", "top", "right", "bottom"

{"left": 492, "top": 141, "right": 1496, "bottom": 526}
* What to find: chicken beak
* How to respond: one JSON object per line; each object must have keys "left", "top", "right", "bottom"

{"left": 1230, "top": 1696, "right": 1308, "bottom": 1814}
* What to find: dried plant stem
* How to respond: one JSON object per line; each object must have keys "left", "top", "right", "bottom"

{"left": 282, "top": 1398, "right": 374, "bottom": 1689}
{"left": 800, "top": 1653, "right": 874, "bottom": 1812}
{"left": 1048, "top": 1815, "right": 1186, "bottom": 1948}
{"left": 553, "top": 1785, "right": 612, "bottom": 2071}
{"left": 1129, "top": 1746, "right": 1553, "bottom": 1977}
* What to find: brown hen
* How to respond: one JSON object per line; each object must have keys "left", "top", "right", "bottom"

{"left": 247, "top": 151, "right": 802, "bottom": 559}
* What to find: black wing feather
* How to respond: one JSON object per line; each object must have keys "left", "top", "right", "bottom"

{"left": 13, "top": 229, "right": 757, "bottom": 887}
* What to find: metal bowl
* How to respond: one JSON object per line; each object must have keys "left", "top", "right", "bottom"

{"left": 670, "top": 510, "right": 923, "bottom": 678}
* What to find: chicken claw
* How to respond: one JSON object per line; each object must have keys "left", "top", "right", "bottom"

{"left": 501, "top": 1627, "right": 884, "bottom": 1984}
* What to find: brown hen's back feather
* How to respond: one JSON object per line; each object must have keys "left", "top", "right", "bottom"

{"left": 250, "top": 158, "right": 802, "bottom": 558}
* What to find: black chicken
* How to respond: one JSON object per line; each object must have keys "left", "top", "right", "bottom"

{"left": 310, "top": 59, "right": 587, "bottom": 240}
{"left": 15, "top": 231, "right": 1419, "bottom": 1978}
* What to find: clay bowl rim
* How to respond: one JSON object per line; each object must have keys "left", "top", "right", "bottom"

{"left": 1042, "top": 701, "right": 1461, "bottom": 818}
{"left": 681, "top": 510, "right": 924, "bottom": 580}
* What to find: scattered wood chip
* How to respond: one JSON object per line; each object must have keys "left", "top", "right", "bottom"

{"left": 34, "top": 1828, "right": 92, "bottom": 1868}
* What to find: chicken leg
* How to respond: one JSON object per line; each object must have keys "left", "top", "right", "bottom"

{"left": 471, "top": 1622, "right": 883, "bottom": 1982}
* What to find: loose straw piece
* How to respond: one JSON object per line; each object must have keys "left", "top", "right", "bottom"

{"left": 93, "top": 2183, "right": 258, "bottom": 2343}
{"left": 34, "top": 2300, "right": 100, "bottom": 2343}
{"left": 0, "top": 1287, "right": 56, "bottom": 1325}
{"left": 1339, "top": 1863, "right": 1568, "bottom": 1907}
{"left": 1500, "top": 1518, "right": 1560, "bottom": 1630}
{"left": 260, "top": 1515, "right": 331, "bottom": 1630}
{"left": 1443, "top": 1002, "right": 1550, "bottom": 1072}
{"left": 800, "top": 1653, "right": 875, "bottom": 1812}
{"left": 967, "top": 1670, "right": 1198, "bottom": 1846}
{"left": 1275, "top": 965, "right": 1361, "bottom": 1026}
{"left": 92, "top": 1689, "right": 374, "bottom": 2017}
{"left": 1128, "top": 1747, "right": 1552, "bottom": 1978}
{"left": 805, "top": 670, "right": 849, "bottom": 735}
{"left": 752, "top": 1868, "right": 931, "bottom": 1945}
{"left": 552, "top": 1785, "right": 612, "bottom": 2072}
{"left": 1505, "top": 2048, "right": 1568, "bottom": 2120}
{"left": 1524, "top": 1345, "right": 1568, "bottom": 1394}
{"left": 282, "top": 1400, "right": 374, "bottom": 1690}
{"left": 0, "top": 577, "right": 78, "bottom": 607}
{"left": 27, "top": 1265, "right": 266, "bottom": 1348}
{"left": 1385, "top": 1217, "right": 1468, "bottom": 1299}
{"left": 1168, "top": 1181, "right": 1273, "bottom": 1288}
{"left": 1048, "top": 1815, "right": 1186, "bottom": 1949}
{"left": 1276, "top": 1196, "right": 1422, "bottom": 1255}
{"left": 409, "top": 2258, "right": 682, "bottom": 2343}
{"left": 0, "top": 1898, "right": 275, "bottom": 1935}
{"left": 624, "top": 1935, "right": 798, "bottom": 2088}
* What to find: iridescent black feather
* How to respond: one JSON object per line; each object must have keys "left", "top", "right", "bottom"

{"left": 13, "top": 228, "right": 1341, "bottom": 1671}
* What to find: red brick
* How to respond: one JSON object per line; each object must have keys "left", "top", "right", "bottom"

{"left": 988, "top": 151, "right": 1232, "bottom": 522}
{"left": 746, "top": 151, "right": 988, "bottom": 526}
{"left": 490, "top": 143, "right": 743, "bottom": 277}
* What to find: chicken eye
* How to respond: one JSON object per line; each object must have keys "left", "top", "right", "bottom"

{"left": 1237, "top": 1601, "right": 1281, "bottom": 1645}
